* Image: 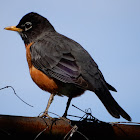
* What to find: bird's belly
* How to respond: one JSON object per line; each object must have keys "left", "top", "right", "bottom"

{"left": 30, "top": 66, "right": 85, "bottom": 97}
{"left": 55, "top": 80, "right": 85, "bottom": 98}
{"left": 30, "top": 66, "right": 58, "bottom": 93}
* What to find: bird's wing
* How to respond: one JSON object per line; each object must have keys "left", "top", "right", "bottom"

{"left": 30, "top": 33, "right": 116, "bottom": 91}
{"left": 30, "top": 34, "right": 88, "bottom": 89}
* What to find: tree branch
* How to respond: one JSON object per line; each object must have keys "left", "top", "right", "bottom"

{"left": 0, "top": 115, "right": 139, "bottom": 140}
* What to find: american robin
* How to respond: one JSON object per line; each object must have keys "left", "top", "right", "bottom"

{"left": 5, "top": 12, "right": 131, "bottom": 121}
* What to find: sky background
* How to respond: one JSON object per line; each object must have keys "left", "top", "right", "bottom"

{"left": 0, "top": 0, "right": 140, "bottom": 123}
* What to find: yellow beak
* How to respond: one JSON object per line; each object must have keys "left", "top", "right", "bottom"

{"left": 4, "top": 26, "right": 23, "bottom": 32}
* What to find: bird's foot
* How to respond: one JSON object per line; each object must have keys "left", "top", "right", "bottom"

{"left": 38, "top": 111, "right": 53, "bottom": 119}
{"left": 38, "top": 112, "right": 71, "bottom": 123}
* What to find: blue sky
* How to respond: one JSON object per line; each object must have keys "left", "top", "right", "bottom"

{"left": 0, "top": 0, "right": 140, "bottom": 122}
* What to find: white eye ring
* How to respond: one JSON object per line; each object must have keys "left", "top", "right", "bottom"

{"left": 24, "top": 22, "right": 32, "bottom": 31}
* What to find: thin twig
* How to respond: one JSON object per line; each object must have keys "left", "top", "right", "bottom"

{"left": 34, "top": 126, "right": 48, "bottom": 140}
{"left": 67, "top": 114, "right": 83, "bottom": 119}
{"left": 110, "top": 121, "right": 140, "bottom": 126}
{"left": 72, "top": 104, "right": 100, "bottom": 122}
{"left": 63, "top": 125, "right": 78, "bottom": 140}
{"left": 77, "top": 131, "right": 89, "bottom": 140}
{"left": 0, "top": 86, "right": 33, "bottom": 107}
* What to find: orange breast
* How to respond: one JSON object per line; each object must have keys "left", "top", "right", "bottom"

{"left": 25, "top": 42, "right": 58, "bottom": 93}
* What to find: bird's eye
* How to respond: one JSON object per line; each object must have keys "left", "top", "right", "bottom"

{"left": 24, "top": 22, "right": 32, "bottom": 31}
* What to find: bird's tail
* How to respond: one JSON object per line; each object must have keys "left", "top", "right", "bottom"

{"left": 95, "top": 85, "right": 131, "bottom": 121}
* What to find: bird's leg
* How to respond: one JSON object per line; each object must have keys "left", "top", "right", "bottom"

{"left": 62, "top": 97, "right": 72, "bottom": 118}
{"left": 39, "top": 94, "right": 54, "bottom": 118}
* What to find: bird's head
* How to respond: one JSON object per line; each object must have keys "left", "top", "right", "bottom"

{"left": 4, "top": 12, "right": 55, "bottom": 44}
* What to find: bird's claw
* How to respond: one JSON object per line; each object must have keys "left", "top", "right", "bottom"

{"left": 39, "top": 111, "right": 52, "bottom": 119}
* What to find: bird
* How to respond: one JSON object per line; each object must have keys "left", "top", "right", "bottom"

{"left": 4, "top": 12, "right": 131, "bottom": 121}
